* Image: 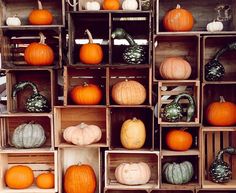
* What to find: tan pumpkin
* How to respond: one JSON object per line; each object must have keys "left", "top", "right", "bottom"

{"left": 120, "top": 117, "right": 146, "bottom": 149}
{"left": 112, "top": 79, "right": 146, "bottom": 105}
{"left": 115, "top": 162, "right": 151, "bottom": 185}
{"left": 159, "top": 57, "right": 192, "bottom": 80}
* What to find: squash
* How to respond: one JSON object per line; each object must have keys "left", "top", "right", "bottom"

{"left": 103, "top": 0, "right": 120, "bottom": 10}
{"left": 115, "top": 162, "right": 151, "bottom": 185}
{"left": 11, "top": 122, "right": 46, "bottom": 149}
{"left": 122, "top": 0, "right": 138, "bottom": 10}
{"left": 12, "top": 81, "right": 50, "bottom": 112}
{"left": 165, "top": 129, "right": 193, "bottom": 151}
{"left": 79, "top": 29, "right": 103, "bottom": 65}
{"left": 24, "top": 32, "right": 54, "bottom": 66}
{"left": 206, "top": 96, "right": 236, "bottom": 126}
{"left": 206, "top": 21, "right": 223, "bottom": 32}
{"left": 70, "top": 82, "right": 102, "bottom": 105}
{"left": 36, "top": 172, "right": 54, "bottom": 189}
{"left": 163, "top": 93, "right": 195, "bottom": 122}
{"left": 159, "top": 57, "right": 192, "bottom": 80}
{"left": 120, "top": 117, "right": 146, "bottom": 149}
{"left": 163, "top": 4, "right": 194, "bottom": 32}
{"left": 6, "top": 15, "right": 21, "bottom": 26}
{"left": 64, "top": 164, "right": 96, "bottom": 193}
{"left": 5, "top": 165, "right": 34, "bottom": 189}
{"left": 29, "top": 0, "right": 53, "bottom": 25}
{"left": 85, "top": 1, "right": 101, "bottom": 10}
{"left": 112, "top": 79, "right": 146, "bottom": 105}
{"left": 209, "top": 147, "right": 236, "bottom": 183}
{"left": 63, "top": 123, "right": 102, "bottom": 146}
{"left": 111, "top": 28, "right": 146, "bottom": 64}
{"left": 163, "top": 161, "right": 194, "bottom": 184}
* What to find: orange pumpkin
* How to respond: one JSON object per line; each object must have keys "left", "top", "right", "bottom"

{"left": 29, "top": 0, "right": 53, "bottom": 25}
{"left": 79, "top": 29, "right": 103, "bottom": 65}
{"left": 206, "top": 96, "right": 236, "bottom": 126}
{"left": 103, "top": 0, "right": 120, "bottom": 10}
{"left": 24, "top": 32, "right": 54, "bottom": 66}
{"left": 163, "top": 4, "right": 194, "bottom": 32}
{"left": 64, "top": 164, "right": 96, "bottom": 193}
{"left": 36, "top": 172, "right": 54, "bottom": 189}
{"left": 70, "top": 82, "right": 103, "bottom": 105}
{"left": 5, "top": 165, "right": 34, "bottom": 189}
{"left": 166, "top": 129, "right": 193, "bottom": 151}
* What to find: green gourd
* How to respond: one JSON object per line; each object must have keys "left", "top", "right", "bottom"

{"left": 163, "top": 93, "right": 195, "bottom": 122}
{"left": 111, "top": 28, "right": 146, "bottom": 64}
{"left": 209, "top": 146, "right": 236, "bottom": 183}
{"left": 12, "top": 81, "right": 50, "bottom": 112}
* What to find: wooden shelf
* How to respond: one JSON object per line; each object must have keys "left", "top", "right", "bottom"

{"left": 161, "top": 182, "right": 199, "bottom": 190}
{"left": 202, "top": 180, "right": 236, "bottom": 189}
{"left": 161, "top": 149, "right": 200, "bottom": 157}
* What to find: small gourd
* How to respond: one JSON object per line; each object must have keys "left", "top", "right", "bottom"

{"left": 122, "top": 0, "right": 138, "bottom": 10}
{"left": 12, "top": 81, "right": 50, "bottom": 112}
{"left": 111, "top": 28, "right": 146, "bottom": 64}
{"left": 209, "top": 147, "right": 236, "bottom": 183}
{"left": 6, "top": 15, "right": 21, "bottom": 26}
{"left": 206, "top": 21, "right": 223, "bottom": 32}
{"left": 85, "top": 1, "right": 101, "bottom": 10}
{"left": 163, "top": 93, "right": 195, "bottom": 122}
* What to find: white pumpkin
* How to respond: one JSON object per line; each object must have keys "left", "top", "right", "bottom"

{"left": 115, "top": 162, "right": 151, "bottom": 185}
{"left": 122, "top": 0, "right": 138, "bottom": 10}
{"left": 85, "top": 1, "right": 101, "bottom": 10}
{"left": 206, "top": 21, "right": 223, "bottom": 32}
{"left": 6, "top": 15, "right": 21, "bottom": 26}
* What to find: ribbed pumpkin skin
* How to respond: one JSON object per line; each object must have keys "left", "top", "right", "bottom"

{"left": 5, "top": 165, "right": 34, "bottom": 189}
{"left": 79, "top": 44, "right": 103, "bottom": 65}
{"left": 36, "top": 172, "right": 54, "bottom": 189}
{"left": 103, "top": 0, "right": 120, "bottom": 10}
{"left": 29, "top": 10, "right": 53, "bottom": 25}
{"left": 64, "top": 164, "right": 96, "bottom": 193}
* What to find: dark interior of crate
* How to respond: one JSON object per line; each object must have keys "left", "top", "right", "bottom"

{"left": 154, "top": 35, "right": 199, "bottom": 80}
{"left": 0, "top": 71, "right": 7, "bottom": 111}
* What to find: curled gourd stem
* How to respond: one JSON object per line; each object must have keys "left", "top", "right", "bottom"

{"left": 220, "top": 96, "right": 225, "bottom": 103}
{"left": 85, "top": 29, "right": 93, "bottom": 44}
{"left": 39, "top": 32, "right": 46, "bottom": 44}
{"left": 38, "top": 0, "right": 43, "bottom": 10}
{"left": 12, "top": 81, "right": 39, "bottom": 97}
{"left": 176, "top": 4, "right": 181, "bottom": 9}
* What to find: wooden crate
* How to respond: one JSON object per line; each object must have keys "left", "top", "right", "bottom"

{"left": 0, "top": 114, "right": 54, "bottom": 150}
{"left": 58, "top": 147, "right": 101, "bottom": 193}
{"left": 153, "top": 34, "right": 200, "bottom": 81}
{"left": 63, "top": 66, "right": 107, "bottom": 106}
{"left": 156, "top": 0, "right": 236, "bottom": 33}
{"left": 105, "top": 150, "right": 159, "bottom": 190}
{"left": 106, "top": 191, "right": 194, "bottom": 193}
{"left": 54, "top": 106, "right": 108, "bottom": 147}
{"left": 157, "top": 80, "right": 200, "bottom": 124}
{"left": 0, "top": 150, "right": 58, "bottom": 193}
{"left": 105, "top": 191, "right": 147, "bottom": 193}
{"left": 197, "top": 190, "right": 236, "bottom": 193}
{"left": 202, "top": 35, "right": 236, "bottom": 82}
{"left": 202, "top": 128, "right": 236, "bottom": 189}
{"left": 0, "top": 0, "right": 65, "bottom": 27}
{"left": 6, "top": 69, "right": 56, "bottom": 113}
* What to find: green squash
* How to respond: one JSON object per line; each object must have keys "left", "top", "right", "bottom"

{"left": 12, "top": 81, "right": 50, "bottom": 112}
{"left": 111, "top": 28, "right": 147, "bottom": 64}
{"left": 163, "top": 161, "right": 194, "bottom": 185}
{"left": 209, "top": 146, "right": 236, "bottom": 183}
{"left": 163, "top": 93, "right": 195, "bottom": 122}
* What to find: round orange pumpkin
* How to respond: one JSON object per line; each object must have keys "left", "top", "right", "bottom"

{"left": 163, "top": 4, "right": 194, "bottom": 32}
{"left": 36, "top": 172, "right": 54, "bottom": 189}
{"left": 5, "top": 165, "right": 34, "bottom": 189}
{"left": 166, "top": 129, "right": 193, "bottom": 151}
{"left": 29, "top": 0, "right": 53, "bottom": 25}
{"left": 70, "top": 82, "right": 103, "bottom": 105}
{"left": 79, "top": 29, "right": 103, "bottom": 65}
{"left": 64, "top": 164, "right": 96, "bottom": 193}
{"left": 24, "top": 32, "right": 54, "bottom": 66}
{"left": 103, "top": 0, "right": 120, "bottom": 10}
{"left": 206, "top": 96, "right": 236, "bottom": 126}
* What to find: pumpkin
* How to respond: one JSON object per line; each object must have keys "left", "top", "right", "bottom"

{"left": 165, "top": 129, "right": 193, "bottom": 151}
{"left": 163, "top": 4, "right": 194, "bottom": 32}
{"left": 79, "top": 29, "right": 103, "bottom": 65}
{"left": 24, "top": 32, "right": 54, "bottom": 66}
{"left": 5, "top": 165, "right": 34, "bottom": 189}
{"left": 120, "top": 117, "right": 146, "bottom": 149}
{"left": 163, "top": 161, "right": 194, "bottom": 184}
{"left": 159, "top": 57, "right": 192, "bottom": 80}
{"left": 70, "top": 82, "right": 102, "bottom": 105}
{"left": 103, "top": 0, "right": 120, "bottom": 10}
{"left": 115, "top": 162, "right": 151, "bottom": 185}
{"left": 64, "top": 164, "right": 96, "bottom": 193}
{"left": 11, "top": 122, "right": 46, "bottom": 149}
{"left": 85, "top": 1, "right": 101, "bottom": 10}
{"left": 206, "top": 21, "right": 223, "bottom": 32}
{"left": 63, "top": 123, "right": 102, "bottom": 146}
{"left": 112, "top": 79, "right": 146, "bottom": 105}
{"left": 122, "top": 0, "right": 138, "bottom": 10}
{"left": 6, "top": 15, "right": 21, "bottom": 26}
{"left": 29, "top": 0, "right": 53, "bottom": 25}
{"left": 206, "top": 96, "right": 236, "bottom": 126}
{"left": 36, "top": 172, "right": 54, "bottom": 189}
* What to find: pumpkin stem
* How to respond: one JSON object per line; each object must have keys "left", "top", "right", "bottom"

{"left": 125, "top": 79, "right": 129, "bottom": 82}
{"left": 85, "top": 29, "right": 93, "bottom": 44}
{"left": 38, "top": 0, "right": 43, "bottom": 10}
{"left": 220, "top": 96, "right": 225, "bottom": 103}
{"left": 181, "top": 127, "right": 188, "bottom": 131}
{"left": 39, "top": 32, "right": 46, "bottom": 44}
{"left": 132, "top": 117, "right": 137, "bottom": 121}
{"left": 176, "top": 4, "right": 181, "bottom": 9}
{"left": 83, "top": 82, "right": 89, "bottom": 87}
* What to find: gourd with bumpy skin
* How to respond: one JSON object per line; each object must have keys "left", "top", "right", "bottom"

{"left": 209, "top": 147, "right": 236, "bottom": 183}
{"left": 206, "top": 21, "right": 223, "bottom": 32}
{"left": 12, "top": 81, "right": 50, "bottom": 112}
{"left": 111, "top": 28, "right": 147, "bottom": 64}
{"left": 163, "top": 93, "right": 195, "bottom": 122}
{"left": 122, "top": 0, "right": 138, "bottom": 10}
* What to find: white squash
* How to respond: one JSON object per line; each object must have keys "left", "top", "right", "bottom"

{"left": 122, "top": 0, "right": 138, "bottom": 10}
{"left": 6, "top": 15, "right": 21, "bottom": 26}
{"left": 206, "top": 21, "right": 223, "bottom": 32}
{"left": 85, "top": 1, "right": 101, "bottom": 10}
